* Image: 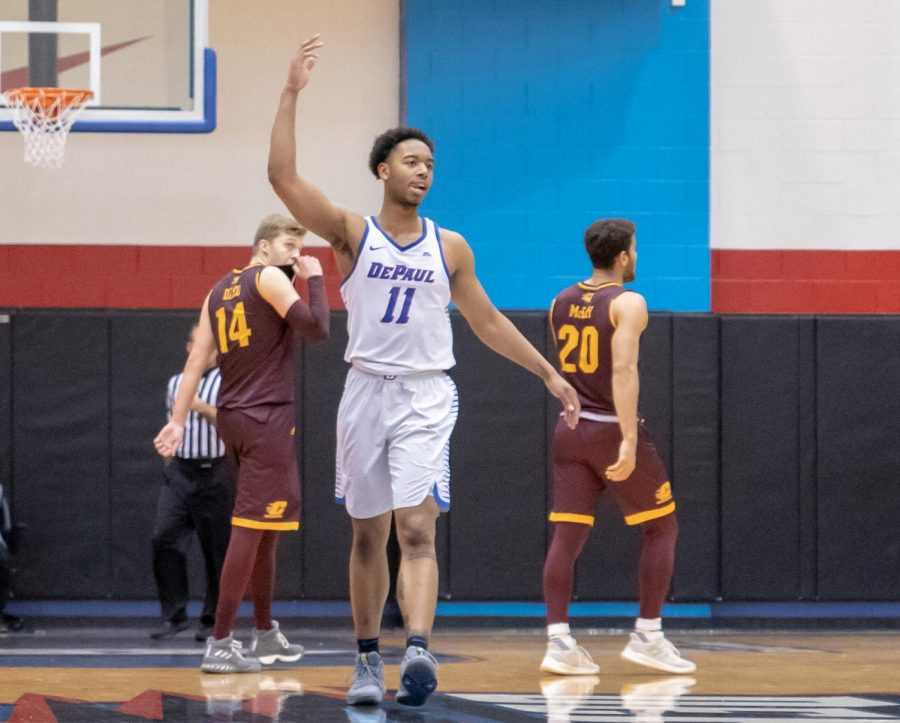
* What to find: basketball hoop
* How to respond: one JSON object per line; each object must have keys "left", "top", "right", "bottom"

{"left": 1, "top": 87, "right": 93, "bottom": 169}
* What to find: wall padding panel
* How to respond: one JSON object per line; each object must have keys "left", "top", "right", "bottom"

{"left": 299, "top": 314, "right": 352, "bottom": 599}
{"left": 109, "top": 313, "right": 198, "bottom": 599}
{"left": 12, "top": 312, "right": 111, "bottom": 597}
{"left": 817, "top": 317, "right": 900, "bottom": 599}
{"left": 720, "top": 317, "right": 815, "bottom": 600}
{"left": 448, "top": 313, "right": 549, "bottom": 600}
{"left": 0, "top": 315, "right": 11, "bottom": 507}
{"left": 670, "top": 315, "right": 720, "bottom": 599}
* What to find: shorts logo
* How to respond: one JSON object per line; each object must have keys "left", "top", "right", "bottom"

{"left": 655, "top": 482, "right": 672, "bottom": 505}
{"left": 264, "top": 500, "right": 288, "bottom": 519}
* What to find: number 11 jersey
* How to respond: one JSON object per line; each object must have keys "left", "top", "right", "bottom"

{"left": 341, "top": 216, "right": 455, "bottom": 375}
{"left": 550, "top": 281, "right": 627, "bottom": 416}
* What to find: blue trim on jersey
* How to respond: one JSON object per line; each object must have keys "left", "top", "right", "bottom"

{"left": 432, "top": 220, "right": 452, "bottom": 282}
{"left": 370, "top": 215, "right": 427, "bottom": 252}
{"left": 340, "top": 222, "right": 370, "bottom": 288}
{"left": 335, "top": 496, "right": 346, "bottom": 505}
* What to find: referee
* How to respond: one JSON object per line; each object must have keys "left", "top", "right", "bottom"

{"left": 151, "top": 324, "right": 233, "bottom": 641}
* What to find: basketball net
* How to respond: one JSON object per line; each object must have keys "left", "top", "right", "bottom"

{"left": 2, "top": 87, "right": 93, "bottom": 169}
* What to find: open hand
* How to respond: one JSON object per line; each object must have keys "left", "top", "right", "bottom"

{"left": 286, "top": 34, "right": 324, "bottom": 92}
{"left": 546, "top": 374, "right": 580, "bottom": 429}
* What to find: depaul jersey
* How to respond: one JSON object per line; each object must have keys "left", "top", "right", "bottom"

{"left": 550, "top": 281, "right": 628, "bottom": 416}
{"left": 208, "top": 264, "right": 295, "bottom": 409}
{"left": 341, "top": 216, "right": 455, "bottom": 375}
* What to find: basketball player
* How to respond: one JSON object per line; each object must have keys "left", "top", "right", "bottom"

{"left": 267, "top": 35, "right": 580, "bottom": 707}
{"left": 154, "top": 214, "right": 329, "bottom": 674}
{"left": 541, "top": 218, "right": 695, "bottom": 675}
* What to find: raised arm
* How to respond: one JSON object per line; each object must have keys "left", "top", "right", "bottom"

{"left": 268, "top": 34, "right": 366, "bottom": 274}
{"left": 154, "top": 294, "right": 217, "bottom": 457}
{"left": 444, "top": 231, "right": 580, "bottom": 428}
{"left": 257, "top": 257, "right": 330, "bottom": 341}
{"left": 605, "top": 291, "right": 649, "bottom": 482}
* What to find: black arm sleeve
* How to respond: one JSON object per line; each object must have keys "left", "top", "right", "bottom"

{"left": 284, "top": 276, "right": 330, "bottom": 340}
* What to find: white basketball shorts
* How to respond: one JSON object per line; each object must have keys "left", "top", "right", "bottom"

{"left": 335, "top": 366, "right": 458, "bottom": 519}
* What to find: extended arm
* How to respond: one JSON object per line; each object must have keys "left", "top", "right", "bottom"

{"left": 257, "top": 258, "right": 330, "bottom": 340}
{"left": 154, "top": 295, "right": 217, "bottom": 458}
{"left": 267, "top": 34, "right": 366, "bottom": 274}
{"left": 446, "top": 232, "right": 580, "bottom": 428}
{"left": 605, "top": 291, "right": 649, "bottom": 481}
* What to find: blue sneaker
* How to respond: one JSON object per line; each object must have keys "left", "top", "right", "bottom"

{"left": 396, "top": 646, "right": 438, "bottom": 706}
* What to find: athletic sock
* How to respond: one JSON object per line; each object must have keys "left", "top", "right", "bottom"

{"left": 357, "top": 637, "right": 380, "bottom": 655}
{"left": 406, "top": 635, "right": 428, "bottom": 651}
{"left": 635, "top": 617, "right": 664, "bottom": 641}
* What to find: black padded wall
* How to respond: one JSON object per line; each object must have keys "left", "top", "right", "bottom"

{"left": 670, "top": 315, "right": 720, "bottom": 600}
{"left": 817, "top": 318, "right": 900, "bottom": 599}
{"left": 299, "top": 314, "right": 352, "bottom": 599}
{"left": 720, "top": 317, "right": 816, "bottom": 600}
{"left": 448, "top": 313, "right": 549, "bottom": 600}
{"left": 12, "top": 312, "right": 112, "bottom": 597}
{"left": 109, "top": 312, "right": 198, "bottom": 599}
{"left": 0, "top": 315, "right": 11, "bottom": 505}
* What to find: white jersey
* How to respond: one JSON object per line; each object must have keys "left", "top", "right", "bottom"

{"left": 341, "top": 216, "right": 455, "bottom": 375}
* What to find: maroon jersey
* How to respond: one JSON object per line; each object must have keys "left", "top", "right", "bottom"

{"left": 550, "top": 281, "right": 627, "bottom": 416}
{"left": 208, "top": 265, "right": 294, "bottom": 409}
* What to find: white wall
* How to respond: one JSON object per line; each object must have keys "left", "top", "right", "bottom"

{"left": 711, "top": 0, "right": 900, "bottom": 250}
{"left": 0, "top": 0, "right": 399, "bottom": 248}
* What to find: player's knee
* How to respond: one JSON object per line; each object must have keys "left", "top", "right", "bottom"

{"left": 643, "top": 512, "right": 678, "bottom": 542}
{"left": 396, "top": 524, "right": 435, "bottom": 556}
{"left": 351, "top": 528, "right": 387, "bottom": 560}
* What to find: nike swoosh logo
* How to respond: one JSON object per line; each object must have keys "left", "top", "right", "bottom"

{"left": 1, "top": 36, "right": 152, "bottom": 90}
{"left": 370, "top": 245, "right": 385, "bottom": 251}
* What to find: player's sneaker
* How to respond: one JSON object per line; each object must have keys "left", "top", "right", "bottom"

{"left": 540, "top": 675, "right": 599, "bottom": 723}
{"left": 540, "top": 637, "right": 600, "bottom": 675}
{"left": 346, "top": 651, "right": 385, "bottom": 705}
{"left": 620, "top": 632, "right": 697, "bottom": 674}
{"left": 396, "top": 645, "right": 438, "bottom": 706}
{"left": 620, "top": 676, "right": 696, "bottom": 723}
{"left": 201, "top": 635, "right": 262, "bottom": 674}
{"left": 248, "top": 620, "right": 304, "bottom": 664}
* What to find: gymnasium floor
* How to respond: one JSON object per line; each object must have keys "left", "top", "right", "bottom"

{"left": 2, "top": 620, "right": 900, "bottom": 721}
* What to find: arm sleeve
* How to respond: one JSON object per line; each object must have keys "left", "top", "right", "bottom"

{"left": 284, "top": 276, "right": 330, "bottom": 340}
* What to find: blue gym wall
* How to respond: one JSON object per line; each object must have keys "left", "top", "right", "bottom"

{"left": 405, "top": 0, "right": 710, "bottom": 311}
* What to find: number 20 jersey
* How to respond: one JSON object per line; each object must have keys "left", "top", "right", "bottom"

{"left": 550, "top": 281, "right": 627, "bottom": 416}
{"left": 341, "top": 216, "right": 455, "bottom": 375}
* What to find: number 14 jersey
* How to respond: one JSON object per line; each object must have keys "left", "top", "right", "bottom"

{"left": 342, "top": 216, "right": 455, "bottom": 375}
{"left": 550, "top": 281, "right": 627, "bottom": 416}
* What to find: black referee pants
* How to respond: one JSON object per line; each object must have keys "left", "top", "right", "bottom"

{"left": 151, "top": 458, "right": 233, "bottom": 625}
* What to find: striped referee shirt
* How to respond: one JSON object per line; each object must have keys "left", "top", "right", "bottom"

{"left": 166, "top": 368, "right": 226, "bottom": 460}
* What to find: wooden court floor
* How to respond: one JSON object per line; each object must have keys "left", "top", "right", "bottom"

{"left": 2, "top": 624, "right": 900, "bottom": 721}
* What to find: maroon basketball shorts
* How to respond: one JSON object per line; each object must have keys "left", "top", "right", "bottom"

{"left": 550, "top": 415, "right": 675, "bottom": 527}
{"left": 216, "top": 403, "right": 300, "bottom": 531}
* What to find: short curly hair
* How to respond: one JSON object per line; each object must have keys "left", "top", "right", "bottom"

{"left": 368, "top": 127, "right": 434, "bottom": 178}
{"left": 584, "top": 218, "right": 636, "bottom": 270}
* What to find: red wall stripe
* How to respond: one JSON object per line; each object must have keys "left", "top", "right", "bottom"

{"left": 0, "top": 245, "right": 346, "bottom": 310}
{"left": 712, "top": 250, "right": 900, "bottom": 314}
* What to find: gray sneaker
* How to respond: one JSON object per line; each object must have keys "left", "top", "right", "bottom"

{"left": 201, "top": 635, "right": 262, "bottom": 674}
{"left": 346, "top": 651, "right": 386, "bottom": 705}
{"left": 248, "top": 620, "right": 304, "bottom": 665}
{"left": 396, "top": 646, "right": 438, "bottom": 707}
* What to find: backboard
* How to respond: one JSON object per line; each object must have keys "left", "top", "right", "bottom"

{"left": 0, "top": 0, "right": 214, "bottom": 133}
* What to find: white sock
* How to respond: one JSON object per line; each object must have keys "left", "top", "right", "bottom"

{"left": 547, "top": 623, "right": 575, "bottom": 647}
{"left": 635, "top": 617, "right": 663, "bottom": 640}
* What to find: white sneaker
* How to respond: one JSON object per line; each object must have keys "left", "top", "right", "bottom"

{"left": 621, "top": 676, "right": 696, "bottom": 723}
{"left": 539, "top": 637, "right": 600, "bottom": 675}
{"left": 541, "top": 676, "right": 599, "bottom": 723}
{"left": 620, "top": 632, "right": 697, "bottom": 674}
